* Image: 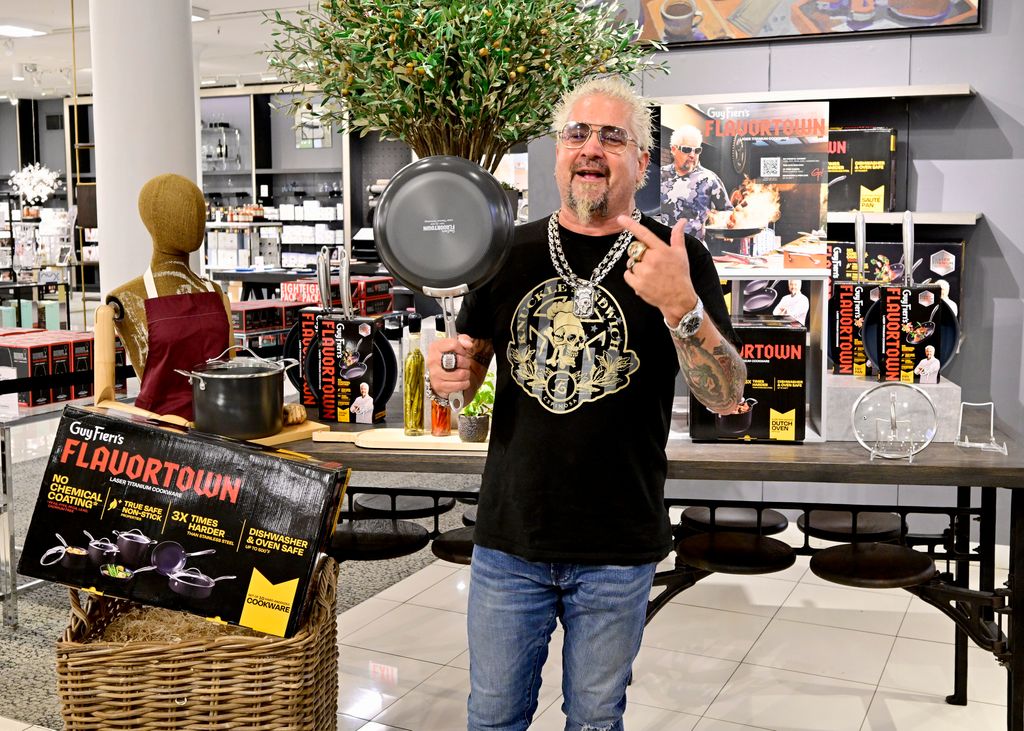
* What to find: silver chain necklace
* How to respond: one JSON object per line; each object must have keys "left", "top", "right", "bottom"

{"left": 547, "top": 208, "right": 641, "bottom": 318}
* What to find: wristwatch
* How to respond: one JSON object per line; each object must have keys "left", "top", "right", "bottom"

{"left": 664, "top": 297, "right": 704, "bottom": 340}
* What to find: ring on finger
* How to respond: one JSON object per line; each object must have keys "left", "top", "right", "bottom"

{"left": 626, "top": 257, "right": 637, "bottom": 273}
{"left": 627, "top": 240, "right": 647, "bottom": 262}
{"left": 441, "top": 351, "right": 458, "bottom": 372}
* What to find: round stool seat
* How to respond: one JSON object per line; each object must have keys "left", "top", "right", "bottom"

{"left": 329, "top": 519, "right": 430, "bottom": 561}
{"left": 431, "top": 526, "right": 475, "bottom": 565}
{"left": 810, "top": 542, "right": 936, "bottom": 589}
{"left": 354, "top": 493, "right": 456, "bottom": 519}
{"left": 462, "top": 505, "right": 478, "bottom": 526}
{"left": 676, "top": 532, "right": 796, "bottom": 575}
{"left": 797, "top": 510, "right": 902, "bottom": 543}
{"left": 680, "top": 507, "right": 788, "bottom": 535}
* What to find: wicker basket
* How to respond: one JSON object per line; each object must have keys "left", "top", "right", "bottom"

{"left": 56, "top": 558, "right": 339, "bottom": 731}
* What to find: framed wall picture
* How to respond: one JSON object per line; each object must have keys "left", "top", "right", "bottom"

{"left": 296, "top": 107, "right": 332, "bottom": 149}
{"left": 625, "top": 0, "right": 981, "bottom": 47}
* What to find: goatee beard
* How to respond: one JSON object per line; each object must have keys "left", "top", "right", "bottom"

{"left": 567, "top": 189, "right": 608, "bottom": 225}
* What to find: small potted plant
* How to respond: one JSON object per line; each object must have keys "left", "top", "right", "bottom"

{"left": 458, "top": 371, "right": 495, "bottom": 443}
{"left": 500, "top": 181, "right": 521, "bottom": 216}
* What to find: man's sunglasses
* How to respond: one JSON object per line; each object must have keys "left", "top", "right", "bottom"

{"left": 673, "top": 145, "right": 702, "bottom": 155}
{"left": 559, "top": 121, "right": 637, "bottom": 154}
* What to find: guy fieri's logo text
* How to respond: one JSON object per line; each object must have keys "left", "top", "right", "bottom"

{"left": 59, "top": 438, "right": 242, "bottom": 503}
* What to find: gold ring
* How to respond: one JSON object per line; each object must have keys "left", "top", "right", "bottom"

{"left": 626, "top": 257, "right": 636, "bottom": 273}
{"left": 627, "top": 240, "right": 645, "bottom": 260}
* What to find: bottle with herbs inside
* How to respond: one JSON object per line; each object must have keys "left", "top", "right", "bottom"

{"left": 431, "top": 314, "right": 452, "bottom": 437}
{"left": 403, "top": 313, "right": 425, "bottom": 436}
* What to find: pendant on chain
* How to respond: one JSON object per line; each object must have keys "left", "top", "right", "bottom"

{"left": 573, "top": 283, "right": 594, "bottom": 318}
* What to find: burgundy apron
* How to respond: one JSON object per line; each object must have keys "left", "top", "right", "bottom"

{"left": 134, "top": 268, "right": 230, "bottom": 420}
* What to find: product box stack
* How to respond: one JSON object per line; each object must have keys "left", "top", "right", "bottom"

{"left": 230, "top": 299, "right": 317, "bottom": 350}
{"left": 18, "top": 406, "right": 348, "bottom": 638}
{"left": 828, "top": 127, "right": 897, "bottom": 213}
{"left": 690, "top": 319, "right": 807, "bottom": 443}
{"left": 281, "top": 275, "right": 394, "bottom": 316}
{"left": 0, "top": 329, "right": 96, "bottom": 406}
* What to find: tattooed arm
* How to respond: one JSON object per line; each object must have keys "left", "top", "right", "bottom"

{"left": 618, "top": 214, "right": 746, "bottom": 414}
{"left": 670, "top": 320, "right": 746, "bottom": 414}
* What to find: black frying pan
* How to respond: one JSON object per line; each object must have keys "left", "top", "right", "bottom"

{"left": 374, "top": 155, "right": 515, "bottom": 410}
{"left": 861, "top": 211, "right": 960, "bottom": 372}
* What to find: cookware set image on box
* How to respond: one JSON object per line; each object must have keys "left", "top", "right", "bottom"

{"left": 39, "top": 528, "right": 233, "bottom": 599}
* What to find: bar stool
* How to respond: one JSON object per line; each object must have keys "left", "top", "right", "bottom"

{"left": 431, "top": 526, "right": 474, "bottom": 565}
{"left": 353, "top": 493, "right": 456, "bottom": 519}
{"left": 674, "top": 505, "right": 795, "bottom": 575}
{"left": 329, "top": 519, "right": 430, "bottom": 561}
{"left": 797, "top": 510, "right": 902, "bottom": 543}
{"left": 810, "top": 542, "right": 936, "bottom": 589}
{"left": 677, "top": 506, "right": 788, "bottom": 536}
{"left": 801, "top": 510, "right": 936, "bottom": 589}
{"left": 462, "top": 505, "right": 478, "bottom": 526}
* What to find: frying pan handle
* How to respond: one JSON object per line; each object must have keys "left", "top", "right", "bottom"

{"left": 338, "top": 244, "right": 353, "bottom": 319}
{"left": 853, "top": 211, "right": 866, "bottom": 284}
{"left": 901, "top": 211, "right": 914, "bottom": 287}
{"left": 317, "top": 247, "right": 333, "bottom": 312}
{"left": 431, "top": 291, "right": 466, "bottom": 412}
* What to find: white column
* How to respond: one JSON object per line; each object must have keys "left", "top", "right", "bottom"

{"left": 90, "top": 0, "right": 198, "bottom": 297}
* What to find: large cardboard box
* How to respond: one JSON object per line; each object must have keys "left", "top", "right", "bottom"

{"left": 18, "top": 406, "right": 348, "bottom": 638}
{"left": 828, "top": 127, "right": 897, "bottom": 213}
{"left": 690, "top": 320, "right": 807, "bottom": 442}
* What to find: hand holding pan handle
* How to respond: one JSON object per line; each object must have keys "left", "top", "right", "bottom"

{"left": 423, "top": 283, "right": 469, "bottom": 411}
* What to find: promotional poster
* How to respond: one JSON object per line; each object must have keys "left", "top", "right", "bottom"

{"left": 660, "top": 100, "right": 829, "bottom": 271}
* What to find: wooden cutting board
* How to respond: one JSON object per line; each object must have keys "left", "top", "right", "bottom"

{"left": 353, "top": 427, "right": 489, "bottom": 451}
{"left": 250, "top": 419, "right": 330, "bottom": 446}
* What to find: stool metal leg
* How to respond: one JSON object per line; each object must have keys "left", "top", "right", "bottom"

{"left": 948, "top": 486, "right": 972, "bottom": 705}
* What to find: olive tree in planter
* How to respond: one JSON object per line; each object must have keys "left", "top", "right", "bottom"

{"left": 267, "top": 0, "right": 663, "bottom": 171}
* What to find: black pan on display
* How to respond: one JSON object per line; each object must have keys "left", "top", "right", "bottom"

{"left": 373, "top": 155, "right": 515, "bottom": 409}
{"left": 706, "top": 226, "right": 763, "bottom": 240}
{"left": 860, "top": 212, "right": 961, "bottom": 372}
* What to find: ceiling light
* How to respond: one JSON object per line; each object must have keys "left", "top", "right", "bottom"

{"left": 11, "top": 63, "right": 23, "bottom": 81}
{"left": 191, "top": 7, "right": 209, "bottom": 22}
{"left": 0, "top": 22, "right": 49, "bottom": 38}
{"left": 0, "top": 94, "right": 7, "bottom": 100}
{"left": 260, "top": 74, "right": 279, "bottom": 82}
{"left": 201, "top": 77, "right": 217, "bottom": 85}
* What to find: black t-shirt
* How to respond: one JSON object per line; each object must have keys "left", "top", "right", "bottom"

{"left": 458, "top": 214, "right": 737, "bottom": 565}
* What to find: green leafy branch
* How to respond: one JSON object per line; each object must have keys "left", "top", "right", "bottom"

{"left": 266, "top": 0, "right": 664, "bottom": 172}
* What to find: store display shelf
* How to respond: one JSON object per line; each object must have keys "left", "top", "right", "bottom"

{"left": 654, "top": 83, "right": 973, "bottom": 106}
{"left": 716, "top": 266, "right": 830, "bottom": 280}
{"left": 255, "top": 168, "right": 342, "bottom": 175}
{"left": 827, "top": 211, "right": 981, "bottom": 226}
{"left": 206, "top": 221, "right": 284, "bottom": 230}
{"left": 202, "top": 170, "right": 253, "bottom": 176}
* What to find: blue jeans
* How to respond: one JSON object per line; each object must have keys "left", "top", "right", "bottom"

{"left": 467, "top": 545, "right": 657, "bottom": 731}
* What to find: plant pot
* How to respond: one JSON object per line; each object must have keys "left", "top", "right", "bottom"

{"left": 458, "top": 414, "right": 490, "bottom": 443}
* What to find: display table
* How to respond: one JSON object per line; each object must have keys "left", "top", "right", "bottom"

{"left": 293, "top": 419, "right": 1024, "bottom": 730}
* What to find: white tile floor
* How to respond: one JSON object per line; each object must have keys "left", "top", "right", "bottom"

{"left": 1, "top": 415, "right": 1013, "bottom": 730}
{"left": 3, "top": 546, "right": 1013, "bottom": 731}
